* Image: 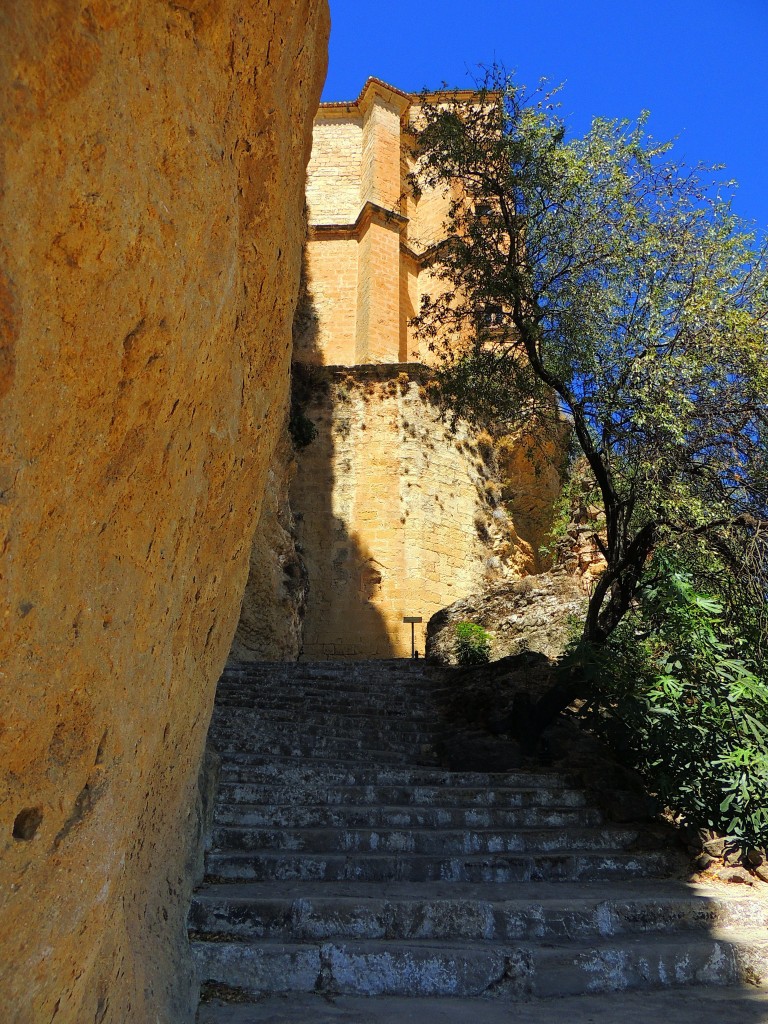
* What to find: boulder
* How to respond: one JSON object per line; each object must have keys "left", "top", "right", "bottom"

{"left": 426, "top": 570, "right": 588, "bottom": 664}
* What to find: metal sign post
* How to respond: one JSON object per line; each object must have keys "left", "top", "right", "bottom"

{"left": 403, "top": 616, "right": 423, "bottom": 659}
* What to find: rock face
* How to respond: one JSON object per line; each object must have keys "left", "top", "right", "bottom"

{"left": 426, "top": 570, "right": 589, "bottom": 665}
{"left": 0, "top": 4, "right": 328, "bottom": 1023}
{"left": 229, "top": 425, "right": 308, "bottom": 662}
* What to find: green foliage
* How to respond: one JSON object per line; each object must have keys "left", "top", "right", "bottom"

{"left": 454, "top": 621, "right": 492, "bottom": 666}
{"left": 288, "top": 406, "right": 317, "bottom": 450}
{"left": 577, "top": 554, "right": 768, "bottom": 848}
{"left": 411, "top": 65, "right": 768, "bottom": 648}
{"left": 289, "top": 362, "right": 324, "bottom": 450}
{"left": 538, "top": 467, "right": 578, "bottom": 560}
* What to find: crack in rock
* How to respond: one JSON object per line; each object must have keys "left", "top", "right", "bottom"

{"left": 482, "top": 949, "right": 534, "bottom": 998}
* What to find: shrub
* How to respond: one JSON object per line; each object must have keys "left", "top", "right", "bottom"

{"left": 577, "top": 555, "right": 768, "bottom": 849}
{"left": 474, "top": 515, "right": 490, "bottom": 543}
{"left": 455, "top": 621, "right": 492, "bottom": 666}
{"left": 475, "top": 429, "right": 495, "bottom": 463}
{"left": 288, "top": 406, "right": 317, "bottom": 450}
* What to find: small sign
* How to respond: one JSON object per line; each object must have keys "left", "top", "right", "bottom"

{"left": 403, "top": 616, "right": 423, "bottom": 624}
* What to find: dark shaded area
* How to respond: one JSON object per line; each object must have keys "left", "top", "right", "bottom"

{"left": 432, "top": 652, "right": 668, "bottom": 830}
{"left": 12, "top": 806, "right": 43, "bottom": 841}
{"left": 289, "top": 258, "right": 394, "bottom": 659}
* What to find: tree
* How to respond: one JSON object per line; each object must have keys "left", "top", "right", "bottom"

{"left": 410, "top": 67, "right": 768, "bottom": 734}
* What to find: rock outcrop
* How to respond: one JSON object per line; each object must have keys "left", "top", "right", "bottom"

{"left": 0, "top": 4, "right": 328, "bottom": 1023}
{"left": 426, "top": 570, "right": 589, "bottom": 665}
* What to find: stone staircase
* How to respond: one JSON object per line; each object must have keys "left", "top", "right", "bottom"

{"left": 191, "top": 661, "right": 768, "bottom": 1021}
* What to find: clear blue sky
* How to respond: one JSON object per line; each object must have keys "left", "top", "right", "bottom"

{"left": 322, "top": 0, "right": 768, "bottom": 235}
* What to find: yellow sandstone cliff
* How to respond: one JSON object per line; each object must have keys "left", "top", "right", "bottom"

{"left": 0, "top": 3, "right": 329, "bottom": 1021}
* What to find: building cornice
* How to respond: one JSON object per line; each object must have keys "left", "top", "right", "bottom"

{"left": 318, "top": 77, "right": 414, "bottom": 116}
{"left": 309, "top": 200, "right": 407, "bottom": 240}
{"left": 400, "top": 238, "right": 447, "bottom": 265}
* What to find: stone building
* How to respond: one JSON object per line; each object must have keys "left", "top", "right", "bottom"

{"left": 270, "top": 79, "right": 563, "bottom": 660}
{"left": 297, "top": 77, "right": 465, "bottom": 366}
{"left": 231, "top": 79, "right": 562, "bottom": 662}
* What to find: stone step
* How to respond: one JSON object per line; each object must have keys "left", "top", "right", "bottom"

{"left": 211, "top": 726, "right": 440, "bottom": 754}
{"left": 216, "top": 782, "right": 587, "bottom": 809}
{"left": 196, "top": 989, "right": 768, "bottom": 1024}
{"left": 215, "top": 759, "right": 572, "bottom": 790}
{"left": 204, "top": 848, "right": 679, "bottom": 884}
{"left": 192, "top": 928, "right": 768, "bottom": 999}
{"left": 211, "top": 707, "right": 441, "bottom": 732}
{"left": 218, "top": 671, "right": 445, "bottom": 687}
{"left": 212, "top": 737, "right": 441, "bottom": 759}
{"left": 213, "top": 694, "right": 448, "bottom": 711}
{"left": 212, "top": 743, "right": 441, "bottom": 763}
{"left": 217, "top": 667, "right": 444, "bottom": 684}
{"left": 209, "top": 824, "right": 638, "bottom": 856}
{"left": 215, "top": 690, "right": 443, "bottom": 705}
{"left": 223, "top": 663, "right": 432, "bottom": 670}
{"left": 218, "top": 673, "right": 444, "bottom": 694}
{"left": 212, "top": 701, "right": 442, "bottom": 725}
{"left": 213, "top": 741, "right": 423, "bottom": 765}
{"left": 220, "top": 664, "right": 422, "bottom": 674}
{"left": 213, "top": 802, "right": 603, "bottom": 830}
{"left": 190, "top": 880, "right": 768, "bottom": 943}
{"left": 194, "top": 658, "right": 768, "bottom": 1020}
{"left": 212, "top": 713, "right": 440, "bottom": 735}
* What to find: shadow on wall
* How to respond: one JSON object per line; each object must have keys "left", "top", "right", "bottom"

{"left": 290, "top": 258, "right": 394, "bottom": 659}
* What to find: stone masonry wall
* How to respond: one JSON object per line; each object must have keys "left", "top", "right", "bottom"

{"left": 0, "top": 4, "right": 328, "bottom": 1022}
{"left": 297, "top": 235, "right": 358, "bottom": 364}
{"left": 291, "top": 366, "right": 537, "bottom": 658}
{"left": 303, "top": 82, "right": 456, "bottom": 368}
{"left": 306, "top": 117, "right": 362, "bottom": 225}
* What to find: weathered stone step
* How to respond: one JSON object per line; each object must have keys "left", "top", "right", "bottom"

{"left": 217, "top": 781, "right": 587, "bottom": 809}
{"left": 209, "top": 824, "right": 638, "bottom": 856}
{"left": 212, "top": 707, "right": 441, "bottom": 732}
{"left": 192, "top": 928, "right": 768, "bottom": 999}
{"left": 196, "top": 988, "right": 768, "bottom": 1024}
{"left": 213, "top": 802, "right": 603, "bottom": 830}
{"left": 223, "top": 658, "right": 430, "bottom": 673}
{"left": 218, "top": 674, "right": 446, "bottom": 695}
{"left": 215, "top": 759, "right": 572, "bottom": 790}
{"left": 218, "top": 672, "right": 446, "bottom": 689}
{"left": 211, "top": 724, "right": 439, "bottom": 754}
{"left": 190, "top": 880, "right": 768, "bottom": 943}
{"left": 222, "top": 660, "right": 436, "bottom": 680}
{"left": 212, "top": 697, "right": 446, "bottom": 714}
{"left": 213, "top": 742, "right": 440, "bottom": 765}
{"left": 213, "top": 698, "right": 444, "bottom": 720}
{"left": 211, "top": 712, "right": 439, "bottom": 735}
{"left": 213, "top": 741, "right": 421, "bottom": 765}
{"left": 217, "top": 672, "right": 440, "bottom": 689}
{"left": 205, "top": 848, "right": 678, "bottom": 884}
{"left": 212, "top": 702, "right": 442, "bottom": 726}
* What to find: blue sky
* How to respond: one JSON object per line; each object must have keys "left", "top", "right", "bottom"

{"left": 322, "top": 0, "right": 768, "bottom": 235}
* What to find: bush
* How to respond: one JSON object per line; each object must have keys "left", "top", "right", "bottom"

{"left": 475, "top": 429, "right": 495, "bottom": 463}
{"left": 288, "top": 406, "right": 317, "bottom": 449}
{"left": 455, "top": 622, "right": 492, "bottom": 666}
{"left": 577, "top": 556, "right": 768, "bottom": 849}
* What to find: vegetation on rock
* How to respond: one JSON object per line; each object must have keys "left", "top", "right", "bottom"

{"left": 454, "top": 621, "right": 492, "bottom": 665}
